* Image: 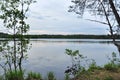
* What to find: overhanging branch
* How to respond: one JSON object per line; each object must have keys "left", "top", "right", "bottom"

{"left": 85, "top": 19, "right": 108, "bottom": 25}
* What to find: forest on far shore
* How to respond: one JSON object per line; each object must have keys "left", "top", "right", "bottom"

{"left": 24, "top": 34, "right": 120, "bottom": 39}
{"left": 0, "top": 32, "right": 119, "bottom": 39}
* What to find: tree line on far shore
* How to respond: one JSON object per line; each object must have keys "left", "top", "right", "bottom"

{"left": 0, "top": 33, "right": 120, "bottom": 39}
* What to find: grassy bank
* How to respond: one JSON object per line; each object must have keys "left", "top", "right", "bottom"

{"left": 65, "top": 50, "right": 120, "bottom": 80}
{"left": 74, "top": 63, "right": 120, "bottom": 80}
{"left": 76, "top": 69, "right": 120, "bottom": 80}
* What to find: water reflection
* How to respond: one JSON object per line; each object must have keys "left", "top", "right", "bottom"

{"left": 114, "top": 43, "right": 120, "bottom": 54}
{"left": 30, "top": 39, "right": 120, "bottom": 44}
{"left": 23, "top": 39, "right": 119, "bottom": 80}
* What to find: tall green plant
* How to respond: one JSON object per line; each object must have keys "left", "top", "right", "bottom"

{"left": 26, "top": 71, "right": 42, "bottom": 80}
{"left": 47, "top": 72, "right": 56, "bottom": 80}
{"left": 0, "top": 0, "right": 36, "bottom": 74}
{"left": 5, "top": 70, "right": 24, "bottom": 80}
{"left": 64, "top": 73, "right": 70, "bottom": 80}
{"left": 65, "top": 49, "right": 86, "bottom": 78}
{"left": 104, "top": 52, "right": 120, "bottom": 71}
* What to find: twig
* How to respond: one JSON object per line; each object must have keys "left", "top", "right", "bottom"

{"left": 85, "top": 19, "right": 108, "bottom": 25}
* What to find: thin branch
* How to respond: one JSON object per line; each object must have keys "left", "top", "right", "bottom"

{"left": 85, "top": 19, "right": 108, "bottom": 25}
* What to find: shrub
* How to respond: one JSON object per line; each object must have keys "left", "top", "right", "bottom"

{"left": 88, "top": 60, "right": 101, "bottom": 72}
{"left": 104, "top": 63, "right": 118, "bottom": 72}
{"left": 104, "top": 76, "right": 114, "bottom": 80}
{"left": 95, "top": 77, "right": 100, "bottom": 80}
{"left": 47, "top": 72, "right": 56, "bottom": 80}
{"left": 5, "top": 70, "right": 24, "bottom": 80}
{"left": 64, "top": 73, "right": 70, "bottom": 80}
{"left": 26, "top": 71, "right": 42, "bottom": 80}
{"left": 0, "top": 75, "right": 3, "bottom": 80}
{"left": 65, "top": 49, "right": 87, "bottom": 77}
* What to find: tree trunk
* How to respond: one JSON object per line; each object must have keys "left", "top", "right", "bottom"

{"left": 13, "top": 25, "right": 17, "bottom": 71}
{"left": 109, "top": 0, "right": 120, "bottom": 27}
{"left": 100, "top": 1, "right": 115, "bottom": 42}
{"left": 19, "top": 0, "right": 24, "bottom": 71}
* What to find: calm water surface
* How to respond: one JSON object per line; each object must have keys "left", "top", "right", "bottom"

{"left": 21, "top": 39, "right": 120, "bottom": 80}
{"left": 0, "top": 39, "right": 119, "bottom": 79}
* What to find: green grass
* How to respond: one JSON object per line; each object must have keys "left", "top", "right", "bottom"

{"left": 47, "top": 72, "right": 56, "bottom": 80}
{"left": 5, "top": 70, "right": 24, "bottom": 80}
{"left": 104, "top": 63, "right": 118, "bottom": 72}
{"left": 104, "top": 76, "right": 114, "bottom": 80}
{"left": 64, "top": 73, "right": 70, "bottom": 80}
{"left": 26, "top": 71, "right": 42, "bottom": 80}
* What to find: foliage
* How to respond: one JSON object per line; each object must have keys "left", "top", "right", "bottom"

{"left": 47, "top": 72, "right": 56, "bottom": 80}
{"left": 95, "top": 77, "right": 100, "bottom": 80}
{"left": 5, "top": 70, "right": 24, "bottom": 80}
{"left": 104, "top": 52, "right": 120, "bottom": 72}
{"left": 69, "top": 0, "right": 120, "bottom": 41}
{"left": 1, "top": 34, "right": 120, "bottom": 39}
{"left": 64, "top": 73, "right": 70, "bottom": 80}
{"left": 24, "top": 34, "right": 119, "bottom": 39}
{"left": 0, "top": 75, "right": 3, "bottom": 80}
{"left": 104, "top": 52, "right": 120, "bottom": 71}
{"left": 65, "top": 50, "right": 120, "bottom": 80}
{"left": 88, "top": 60, "right": 102, "bottom": 72}
{"left": 104, "top": 76, "right": 114, "bottom": 80}
{"left": 108, "top": 52, "right": 120, "bottom": 65}
{"left": 26, "top": 71, "right": 42, "bottom": 80}
{"left": 69, "top": 0, "right": 120, "bottom": 17}
{"left": 65, "top": 49, "right": 87, "bottom": 78}
{"left": 104, "top": 63, "right": 118, "bottom": 72}
{"left": 0, "top": 0, "right": 36, "bottom": 74}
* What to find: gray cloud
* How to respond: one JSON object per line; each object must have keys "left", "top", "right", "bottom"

{"left": 26, "top": 0, "right": 108, "bottom": 35}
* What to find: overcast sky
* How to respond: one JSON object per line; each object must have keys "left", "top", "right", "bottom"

{"left": 0, "top": 0, "right": 109, "bottom": 35}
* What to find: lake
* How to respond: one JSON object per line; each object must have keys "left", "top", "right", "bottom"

{"left": 22, "top": 39, "right": 119, "bottom": 80}
{"left": 0, "top": 39, "right": 120, "bottom": 80}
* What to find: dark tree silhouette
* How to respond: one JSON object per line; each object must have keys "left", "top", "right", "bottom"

{"left": 0, "top": 0, "right": 36, "bottom": 74}
{"left": 69, "top": 0, "right": 120, "bottom": 42}
{"left": 69, "top": 0, "right": 120, "bottom": 54}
